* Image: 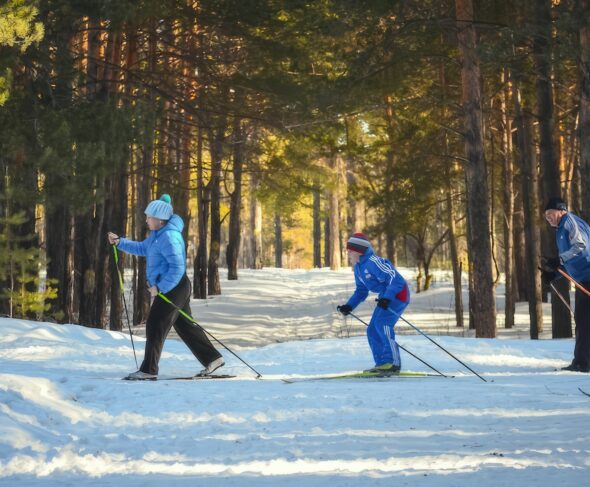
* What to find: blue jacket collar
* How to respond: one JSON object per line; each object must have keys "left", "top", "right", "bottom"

{"left": 154, "top": 214, "right": 184, "bottom": 237}
{"left": 358, "top": 248, "right": 374, "bottom": 265}
{"left": 557, "top": 212, "right": 568, "bottom": 230}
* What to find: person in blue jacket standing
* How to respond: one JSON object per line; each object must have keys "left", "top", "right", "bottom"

{"left": 543, "top": 197, "right": 590, "bottom": 373}
{"left": 337, "top": 233, "right": 410, "bottom": 374}
{"left": 107, "top": 194, "right": 224, "bottom": 380}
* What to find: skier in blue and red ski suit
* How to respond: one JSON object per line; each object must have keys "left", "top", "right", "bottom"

{"left": 337, "top": 233, "right": 410, "bottom": 373}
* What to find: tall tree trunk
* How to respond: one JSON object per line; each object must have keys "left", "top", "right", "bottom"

{"left": 441, "top": 61, "right": 464, "bottom": 327}
{"left": 227, "top": 119, "right": 244, "bottom": 280}
{"left": 132, "top": 26, "right": 152, "bottom": 323}
{"left": 85, "top": 17, "right": 101, "bottom": 98}
{"left": 76, "top": 19, "right": 110, "bottom": 328}
{"left": 344, "top": 121, "right": 365, "bottom": 234}
{"left": 107, "top": 161, "right": 128, "bottom": 332}
{"left": 455, "top": 0, "right": 497, "bottom": 337}
{"left": 561, "top": 129, "right": 578, "bottom": 207}
{"left": 176, "top": 29, "right": 195, "bottom": 235}
{"left": 192, "top": 26, "right": 208, "bottom": 298}
{"left": 44, "top": 22, "right": 77, "bottom": 322}
{"left": 45, "top": 202, "right": 72, "bottom": 322}
{"left": 384, "top": 95, "right": 398, "bottom": 265}
{"left": 88, "top": 196, "right": 110, "bottom": 328}
{"left": 93, "top": 206, "right": 110, "bottom": 328}
{"left": 133, "top": 154, "right": 151, "bottom": 323}
{"left": 194, "top": 123, "right": 209, "bottom": 298}
{"left": 104, "top": 29, "right": 127, "bottom": 332}
{"left": 248, "top": 164, "right": 263, "bottom": 269}
{"left": 324, "top": 213, "right": 331, "bottom": 268}
{"left": 534, "top": 0, "right": 571, "bottom": 337}
{"left": 500, "top": 69, "right": 515, "bottom": 329}
{"left": 580, "top": 0, "right": 590, "bottom": 221}
{"left": 445, "top": 166, "right": 464, "bottom": 328}
{"left": 313, "top": 181, "right": 322, "bottom": 268}
{"left": 0, "top": 164, "right": 9, "bottom": 317}
{"left": 346, "top": 171, "right": 365, "bottom": 237}
{"left": 274, "top": 212, "right": 283, "bottom": 268}
{"left": 512, "top": 79, "right": 544, "bottom": 339}
{"left": 513, "top": 191, "right": 528, "bottom": 301}
{"left": 328, "top": 155, "right": 341, "bottom": 270}
{"left": 385, "top": 231, "right": 397, "bottom": 265}
{"left": 102, "top": 29, "right": 121, "bottom": 100}
{"left": 176, "top": 110, "right": 192, "bottom": 238}
{"left": 467, "top": 257, "right": 475, "bottom": 329}
{"left": 74, "top": 215, "right": 91, "bottom": 326}
{"left": 208, "top": 126, "right": 224, "bottom": 295}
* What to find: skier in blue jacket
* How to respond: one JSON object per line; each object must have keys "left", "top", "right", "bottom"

{"left": 337, "top": 233, "right": 410, "bottom": 374}
{"left": 107, "top": 194, "right": 223, "bottom": 380}
{"left": 543, "top": 197, "right": 590, "bottom": 373}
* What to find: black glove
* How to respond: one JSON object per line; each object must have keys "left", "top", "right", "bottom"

{"left": 376, "top": 297, "right": 391, "bottom": 310}
{"left": 540, "top": 269, "right": 557, "bottom": 286}
{"left": 541, "top": 256, "right": 561, "bottom": 272}
{"left": 337, "top": 304, "right": 352, "bottom": 316}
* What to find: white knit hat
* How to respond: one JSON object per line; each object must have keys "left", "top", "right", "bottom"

{"left": 145, "top": 194, "right": 173, "bottom": 220}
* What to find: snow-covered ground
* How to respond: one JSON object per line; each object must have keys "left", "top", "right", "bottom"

{"left": 167, "top": 267, "right": 563, "bottom": 348}
{"left": 1, "top": 268, "right": 589, "bottom": 486}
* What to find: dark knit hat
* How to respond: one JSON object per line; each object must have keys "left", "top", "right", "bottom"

{"left": 544, "top": 197, "right": 567, "bottom": 212}
{"left": 346, "top": 233, "right": 372, "bottom": 255}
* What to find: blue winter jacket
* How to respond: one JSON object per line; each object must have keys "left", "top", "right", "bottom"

{"left": 556, "top": 212, "right": 590, "bottom": 283}
{"left": 346, "top": 248, "right": 409, "bottom": 310}
{"left": 117, "top": 214, "right": 186, "bottom": 294}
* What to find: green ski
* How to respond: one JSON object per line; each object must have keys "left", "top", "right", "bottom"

{"left": 282, "top": 370, "right": 449, "bottom": 383}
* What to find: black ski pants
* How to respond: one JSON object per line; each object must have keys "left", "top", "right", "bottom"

{"left": 574, "top": 281, "right": 590, "bottom": 370}
{"left": 140, "top": 274, "right": 222, "bottom": 375}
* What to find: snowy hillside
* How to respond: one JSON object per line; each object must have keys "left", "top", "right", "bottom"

{"left": 1, "top": 268, "right": 589, "bottom": 486}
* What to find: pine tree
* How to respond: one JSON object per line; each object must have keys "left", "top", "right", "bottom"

{"left": 0, "top": 211, "right": 57, "bottom": 318}
{"left": 0, "top": 0, "right": 43, "bottom": 105}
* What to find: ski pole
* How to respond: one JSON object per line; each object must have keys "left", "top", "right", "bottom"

{"left": 536, "top": 267, "right": 574, "bottom": 316}
{"left": 347, "top": 311, "right": 449, "bottom": 378}
{"left": 157, "top": 292, "right": 263, "bottom": 378}
{"left": 557, "top": 268, "right": 590, "bottom": 299}
{"left": 549, "top": 281, "right": 576, "bottom": 321}
{"left": 378, "top": 301, "right": 487, "bottom": 382}
{"left": 112, "top": 245, "right": 139, "bottom": 369}
{"left": 549, "top": 282, "right": 574, "bottom": 316}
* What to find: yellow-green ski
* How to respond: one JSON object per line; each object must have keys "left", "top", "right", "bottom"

{"left": 282, "top": 370, "right": 450, "bottom": 383}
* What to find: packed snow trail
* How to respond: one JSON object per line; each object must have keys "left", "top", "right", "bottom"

{"left": 1, "top": 268, "right": 589, "bottom": 486}
{"left": 2, "top": 320, "right": 589, "bottom": 487}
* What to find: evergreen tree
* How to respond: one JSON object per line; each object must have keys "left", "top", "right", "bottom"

{"left": 0, "top": 211, "right": 57, "bottom": 318}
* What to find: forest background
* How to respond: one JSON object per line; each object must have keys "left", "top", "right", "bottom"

{"left": 1, "top": 0, "right": 590, "bottom": 340}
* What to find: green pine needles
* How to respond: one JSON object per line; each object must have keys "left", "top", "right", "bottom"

{"left": 0, "top": 210, "right": 58, "bottom": 319}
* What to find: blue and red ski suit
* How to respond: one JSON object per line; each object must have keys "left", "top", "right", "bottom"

{"left": 346, "top": 248, "right": 410, "bottom": 367}
{"left": 556, "top": 212, "right": 590, "bottom": 370}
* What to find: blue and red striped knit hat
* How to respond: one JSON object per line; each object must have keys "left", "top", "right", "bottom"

{"left": 346, "top": 233, "right": 373, "bottom": 255}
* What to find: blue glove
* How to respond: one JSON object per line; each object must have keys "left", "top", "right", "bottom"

{"left": 337, "top": 304, "right": 352, "bottom": 316}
